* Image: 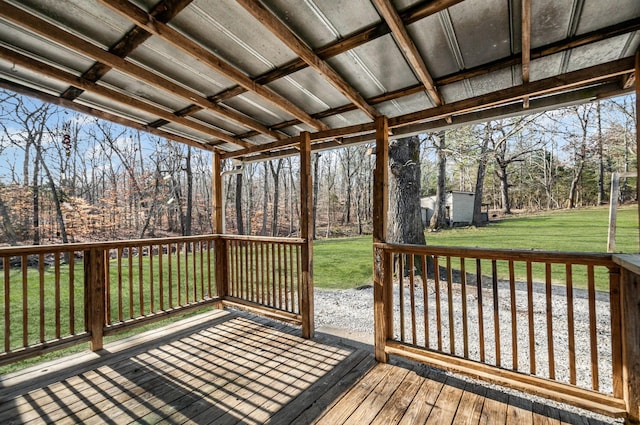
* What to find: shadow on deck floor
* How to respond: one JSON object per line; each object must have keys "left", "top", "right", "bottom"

{"left": 0, "top": 310, "right": 620, "bottom": 424}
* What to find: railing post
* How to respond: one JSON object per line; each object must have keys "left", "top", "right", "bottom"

{"left": 84, "top": 248, "right": 105, "bottom": 351}
{"left": 373, "top": 115, "right": 389, "bottom": 362}
{"left": 615, "top": 255, "right": 640, "bottom": 424}
{"left": 300, "top": 131, "right": 314, "bottom": 338}
{"left": 215, "top": 237, "right": 228, "bottom": 305}
{"left": 212, "top": 152, "right": 227, "bottom": 307}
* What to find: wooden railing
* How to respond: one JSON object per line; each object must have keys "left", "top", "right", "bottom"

{"left": 373, "top": 242, "right": 639, "bottom": 420}
{"left": 0, "top": 234, "right": 311, "bottom": 366}
{"left": 221, "top": 236, "right": 304, "bottom": 324}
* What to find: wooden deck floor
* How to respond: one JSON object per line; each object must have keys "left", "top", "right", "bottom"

{"left": 0, "top": 310, "right": 618, "bottom": 424}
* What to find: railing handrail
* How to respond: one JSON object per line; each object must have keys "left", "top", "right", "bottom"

{"left": 0, "top": 234, "right": 306, "bottom": 256}
{"left": 374, "top": 242, "right": 617, "bottom": 267}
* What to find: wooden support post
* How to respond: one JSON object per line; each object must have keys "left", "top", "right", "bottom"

{"left": 300, "top": 131, "right": 314, "bottom": 338}
{"left": 617, "top": 255, "right": 640, "bottom": 424}
{"left": 373, "top": 115, "right": 390, "bottom": 362}
{"left": 84, "top": 248, "right": 105, "bottom": 351}
{"left": 212, "top": 152, "right": 227, "bottom": 304}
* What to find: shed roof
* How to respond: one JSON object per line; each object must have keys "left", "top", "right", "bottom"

{"left": 0, "top": 0, "right": 638, "bottom": 160}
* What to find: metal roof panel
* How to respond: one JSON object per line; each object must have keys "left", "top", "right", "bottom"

{"left": 327, "top": 34, "right": 419, "bottom": 98}
{"left": 448, "top": 0, "right": 512, "bottom": 69}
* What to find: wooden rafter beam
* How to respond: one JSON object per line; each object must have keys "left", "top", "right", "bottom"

{"left": 0, "top": 79, "right": 217, "bottom": 151}
{"left": 0, "top": 1, "right": 280, "bottom": 145}
{"left": 234, "top": 16, "right": 640, "bottom": 136}
{"left": 391, "top": 57, "right": 634, "bottom": 127}
{"left": 0, "top": 46, "right": 245, "bottom": 147}
{"left": 96, "top": 0, "right": 328, "bottom": 131}
{"left": 213, "top": 0, "right": 463, "bottom": 103}
{"left": 521, "top": 0, "right": 531, "bottom": 108}
{"left": 224, "top": 57, "right": 634, "bottom": 159}
{"left": 236, "top": 0, "right": 379, "bottom": 120}
{"left": 62, "top": 0, "right": 193, "bottom": 100}
{"left": 372, "top": 0, "right": 442, "bottom": 107}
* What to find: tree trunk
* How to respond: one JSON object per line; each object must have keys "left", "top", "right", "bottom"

{"left": 430, "top": 131, "right": 448, "bottom": 229}
{"left": 472, "top": 127, "right": 491, "bottom": 225}
{"left": 312, "top": 153, "right": 320, "bottom": 239}
{"left": 389, "top": 136, "right": 425, "bottom": 246}
{"left": 184, "top": 146, "right": 193, "bottom": 236}
{"left": 261, "top": 162, "right": 269, "bottom": 236}
{"left": 235, "top": 172, "right": 244, "bottom": 235}
{"left": 596, "top": 101, "right": 605, "bottom": 205}
{"left": 32, "top": 142, "right": 41, "bottom": 245}
{"left": 496, "top": 162, "right": 511, "bottom": 213}
{"left": 269, "top": 159, "right": 283, "bottom": 236}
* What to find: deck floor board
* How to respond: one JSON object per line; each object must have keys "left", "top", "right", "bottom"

{"left": 0, "top": 310, "right": 619, "bottom": 425}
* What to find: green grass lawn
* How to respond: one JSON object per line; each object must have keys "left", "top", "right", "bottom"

{"left": 313, "top": 205, "right": 638, "bottom": 290}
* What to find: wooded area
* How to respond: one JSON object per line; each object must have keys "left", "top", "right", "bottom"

{"left": 0, "top": 90, "right": 637, "bottom": 246}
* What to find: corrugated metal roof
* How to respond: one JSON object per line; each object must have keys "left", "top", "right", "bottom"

{"left": 0, "top": 0, "right": 637, "bottom": 157}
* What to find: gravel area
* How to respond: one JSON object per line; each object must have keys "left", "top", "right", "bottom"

{"left": 314, "top": 279, "right": 621, "bottom": 423}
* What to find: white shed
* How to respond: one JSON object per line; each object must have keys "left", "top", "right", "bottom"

{"left": 421, "top": 191, "right": 481, "bottom": 227}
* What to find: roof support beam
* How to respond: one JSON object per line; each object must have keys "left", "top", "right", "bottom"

{"left": 0, "top": 78, "right": 216, "bottom": 151}
{"left": 0, "top": 1, "right": 280, "bottom": 144}
{"left": 521, "top": 0, "right": 531, "bottom": 108}
{"left": 234, "top": 16, "right": 640, "bottom": 138}
{"left": 96, "top": 0, "right": 328, "bottom": 131}
{"left": 61, "top": 0, "right": 193, "bottom": 100}
{"left": 0, "top": 46, "right": 246, "bottom": 147}
{"left": 236, "top": 0, "right": 379, "bottom": 120}
{"left": 213, "top": 0, "right": 463, "bottom": 103}
{"left": 224, "top": 57, "right": 634, "bottom": 160}
{"left": 372, "top": 0, "right": 443, "bottom": 107}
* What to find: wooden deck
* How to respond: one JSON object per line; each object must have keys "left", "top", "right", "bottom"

{"left": 0, "top": 310, "right": 618, "bottom": 425}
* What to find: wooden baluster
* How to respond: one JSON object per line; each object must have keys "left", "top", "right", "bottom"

{"left": 177, "top": 242, "right": 182, "bottom": 306}
{"left": 526, "top": 261, "right": 535, "bottom": 374}
{"left": 509, "top": 260, "right": 518, "bottom": 370}
{"left": 138, "top": 246, "right": 144, "bottom": 315}
{"left": 409, "top": 254, "right": 417, "bottom": 345}
{"left": 587, "top": 264, "right": 598, "bottom": 390}
{"left": 54, "top": 253, "right": 61, "bottom": 339}
{"left": 461, "top": 257, "right": 469, "bottom": 359}
{"left": 69, "top": 253, "right": 75, "bottom": 335}
{"left": 39, "top": 253, "right": 45, "bottom": 343}
{"left": 4, "top": 257, "right": 10, "bottom": 351}
{"left": 158, "top": 244, "right": 164, "bottom": 310}
{"left": 168, "top": 243, "right": 173, "bottom": 308}
{"left": 447, "top": 256, "right": 455, "bottom": 354}
{"left": 399, "top": 253, "right": 405, "bottom": 342}
{"left": 434, "top": 256, "right": 442, "bottom": 351}
{"left": 476, "top": 258, "right": 485, "bottom": 362}
{"left": 545, "top": 263, "right": 554, "bottom": 379}
{"left": 206, "top": 240, "right": 212, "bottom": 298}
{"left": 149, "top": 244, "right": 154, "bottom": 313}
{"left": 22, "top": 255, "right": 27, "bottom": 348}
{"left": 566, "top": 263, "right": 576, "bottom": 385}
{"left": 116, "top": 248, "right": 123, "bottom": 322}
{"left": 609, "top": 266, "right": 623, "bottom": 399}
{"left": 421, "top": 255, "right": 429, "bottom": 349}
{"left": 492, "top": 260, "right": 500, "bottom": 367}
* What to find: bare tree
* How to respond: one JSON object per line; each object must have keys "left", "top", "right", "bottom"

{"left": 429, "top": 131, "right": 448, "bottom": 229}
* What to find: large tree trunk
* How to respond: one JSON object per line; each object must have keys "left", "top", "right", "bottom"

{"left": 261, "top": 161, "right": 269, "bottom": 236}
{"left": 472, "top": 127, "right": 491, "bottom": 225}
{"left": 429, "top": 131, "right": 448, "bottom": 229}
{"left": 184, "top": 146, "right": 193, "bottom": 236}
{"left": 32, "top": 142, "right": 41, "bottom": 245}
{"left": 388, "top": 136, "right": 425, "bottom": 246}
{"left": 235, "top": 172, "right": 244, "bottom": 235}
{"left": 495, "top": 160, "right": 511, "bottom": 214}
